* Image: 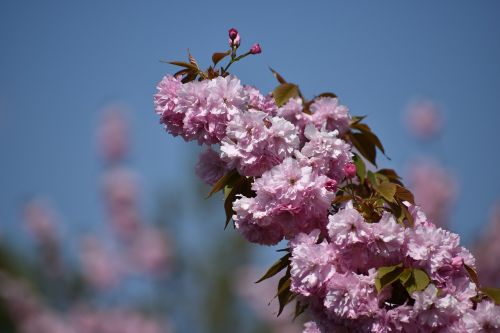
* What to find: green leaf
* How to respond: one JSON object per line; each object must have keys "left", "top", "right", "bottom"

{"left": 212, "top": 51, "right": 230, "bottom": 66}
{"left": 275, "top": 269, "right": 293, "bottom": 316}
{"left": 223, "top": 190, "right": 235, "bottom": 229}
{"left": 207, "top": 170, "right": 240, "bottom": 198}
{"left": 402, "top": 268, "right": 430, "bottom": 295}
{"left": 412, "top": 268, "right": 431, "bottom": 292}
{"left": 256, "top": 253, "right": 291, "bottom": 283}
{"left": 353, "top": 154, "right": 366, "bottom": 183}
{"left": 269, "top": 67, "right": 287, "bottom": 84}
{"left": 294, "top": 300, "right": 308, "bottom": 320}
{"left": 375, "top": 264, "right": 404, "bottom": 293}
{"left": 481, "top": 287, "right": 500, "bottom": 305}
{"left": 374, "top": 182, "right": 397, "bottom": 203}
{"left": 273, "top": 83, "right": 300, "bottom": 107}
{"left": 367, "top": 171, "right": 378, "bottom": 187}
{"left": 399, "top": 268, "right": 412, "bottom": 284}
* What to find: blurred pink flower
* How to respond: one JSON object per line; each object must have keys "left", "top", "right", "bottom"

{"left": 407, "top": 158, "right": 458, "bottom": 227}
{"left": 127, "top": 225, "right": 172, "bottom": 276}
{"left": 97, "top": 105, "right": 130, "bottom": 164}
{"left": 20, "top": 311, "right": 76, "bottom": 333}
{"left": 102, "top": 168, "right": 141, "bottom": 239}
{"left": 406, "top": 100, "right": 443, "bottom": 139}
{"left": 22, "top": 198, "right": 59, "bottom": 243}
{"left": 69, "top": 307, "right": 168, "bottom": 333}
{"left": 80, "top": 236, "right": 121, "bottom": 289}
{"left": 473, "top": 201, "right": 500, "bottom": 286}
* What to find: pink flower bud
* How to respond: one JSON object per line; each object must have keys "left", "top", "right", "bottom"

{"left": 325, "top": 179, "right": 337, "bottom": 192}
{"left": 344, "top": 163, "right": 357, "bottom": 178}
{"left": 228, "top": 28, "right": 241, "bottom": 48}
{"left": 250, "top": 43, "right": 262, "bottom": 54}
{"left": 228, "top": 28, "right": 239, "bottom": 40}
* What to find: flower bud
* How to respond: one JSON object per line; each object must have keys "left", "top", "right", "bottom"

{"left": 228, "top": 28, "right": 239, "bottom": 40}
{"left": 229, "top": 34, "right": 241, "bottom": 48}
{"left": 344, "top": 163, "right": 357, "bottom": 178}
{"left": 250, "top": 43, "right": 262, "bottom": 54}
{"left": 325, "top": 179, "right": 337, "bottom": 192}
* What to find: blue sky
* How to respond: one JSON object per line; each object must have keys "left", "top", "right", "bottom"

{"left": 1, "top": 0, "right": 500, "bottom": 249}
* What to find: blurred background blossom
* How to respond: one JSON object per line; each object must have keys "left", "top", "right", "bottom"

{"left": 1, "top": 1, "right": 500, "bottom": 332}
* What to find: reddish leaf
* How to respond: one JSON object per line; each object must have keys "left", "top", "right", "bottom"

{"left": 269, "top": 67, "right": 287, "bottom": 84}
{"left": 212, "top": 51, "right": 231, "bottom": 66}
{"left": 350, "top": 132, "right": 377, "bottom": 166}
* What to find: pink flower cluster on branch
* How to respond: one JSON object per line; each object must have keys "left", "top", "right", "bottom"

{"left": 153, "top": 29, "right": 500, "bottom": 332}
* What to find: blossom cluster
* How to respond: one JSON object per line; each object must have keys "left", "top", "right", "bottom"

{"left": 154, "top": 28, "right": 500, "bottom": 333}
{"left": 155, "top": 74, "right": 352, "bottom": 245}
{"left": 292, "top": 204, "right": 499, "bottom": 332}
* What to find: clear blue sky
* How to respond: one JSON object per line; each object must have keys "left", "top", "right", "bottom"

{"left": 1, "top": 0, "right": 500, "bottom": 247}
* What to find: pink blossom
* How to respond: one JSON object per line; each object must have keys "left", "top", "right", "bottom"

{"left": 180, "top": 76, "right": 247, "bottom": 144}
{"left": 405, "top": 223, "right": 464, "bottom": 276}
{"left": 290, "top": 230, "right": 337, "bottom": 296}
{"left": 327, "top": 205, "right": 371, "bottom": 248}
{"left": 323, "top": 270, "right": 380, "bottom": 319}
{"left": 302, "top": 322, "right": 321, "bottom": 333}
{"left": 299, "top": 124, "right": 352, "bottom": 181}
{"left": 221, "top": 110, "right": 299, "bottom": 176}
{"left": 195, "top": 147, "right": 229, "bottom": 185}
{"left": 368, "top": 213, "right": 406, "bottom": 266}
{"left": 233, "top": 158, "right": 335, "bottom": 244}
{"left": 310, "top": 97, "right": 350, "bottom": 134}
{"left": 155, "top": 75, "right": 248, "bottom": 145}
{"left": 412, "top": 284, "right": 470, "bottom": 330}
{"left": 153, "top": 75, "right": 183, "bottom": 136}
{"left": 464, "top": 300, "right": 500, "bottom": 332}
{"left": 244, "top": 85, "right": 277, "bottom": 114}
{"left": 275, "top": 97, "right": 310, "bottom": 141}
